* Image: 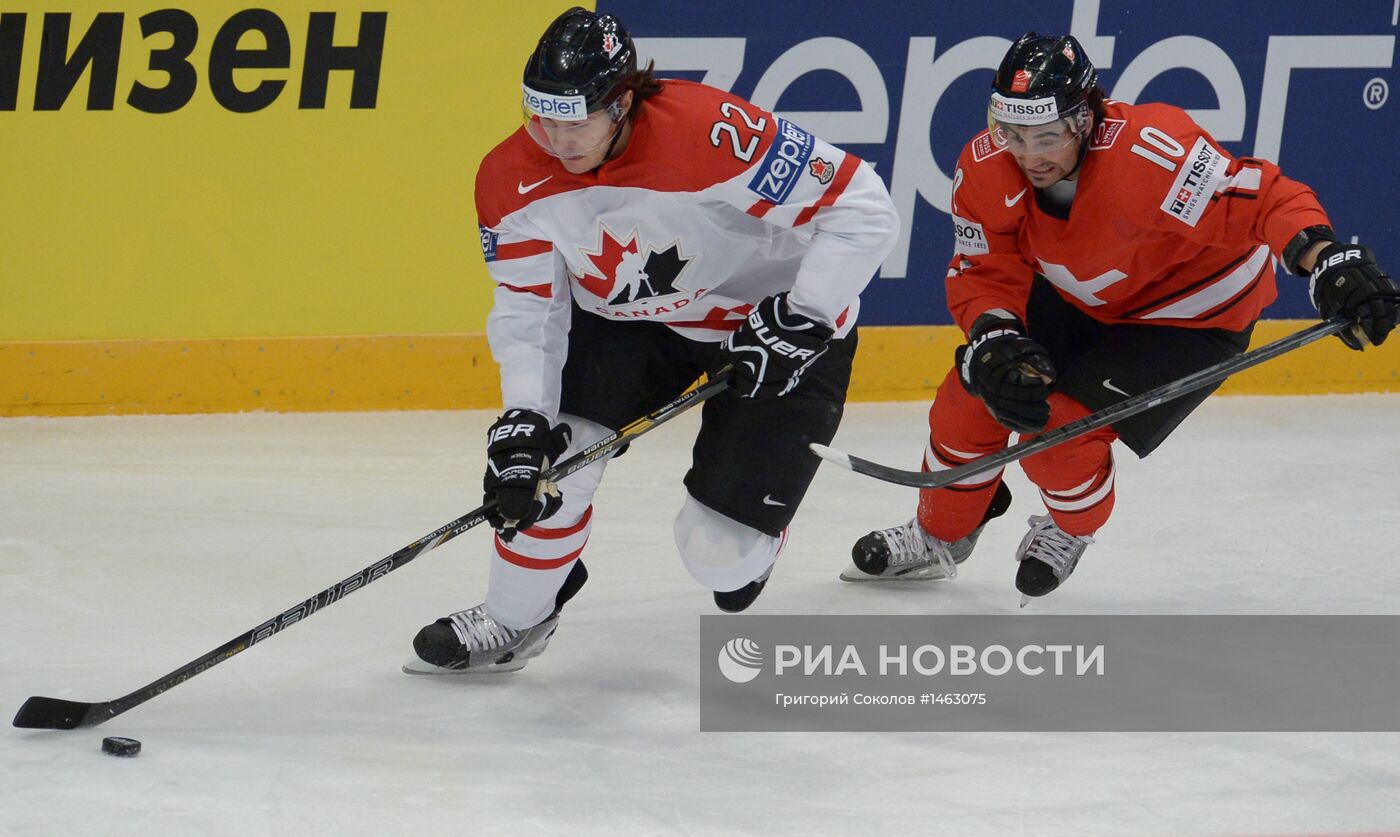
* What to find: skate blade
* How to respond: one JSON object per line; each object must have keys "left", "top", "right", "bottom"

{"left": 838, "top": 562, "right": 952, "bottom": 583}
{"left": 401, "top": 658, "right": 527, "bottom": 676}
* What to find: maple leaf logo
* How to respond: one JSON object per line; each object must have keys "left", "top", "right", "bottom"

{"left": 574, "top": 225, "right": 693, "bottom": 305}
{"left": 574, "top": 227, "right": 639, "bottom": 300}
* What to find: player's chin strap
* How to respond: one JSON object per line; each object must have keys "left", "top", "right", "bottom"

{"left": 591, "top": 100, "right": 632, "bottom": 174}
{"left": 11, "top": 368, "right": 734, "bottom": 731}
{"left": 1065, "top": 124, "right": 1093, "bottom": 180}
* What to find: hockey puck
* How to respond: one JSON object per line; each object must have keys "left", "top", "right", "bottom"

{"left": 101, "top": 736, "right": 141, "bottom": 757}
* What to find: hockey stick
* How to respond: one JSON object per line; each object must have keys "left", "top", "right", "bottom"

{"left": 810, "top": 317, "right": 1351, "bottom": 489}
{"left": 13, "top": 369, "right": 733, "bottom": 730}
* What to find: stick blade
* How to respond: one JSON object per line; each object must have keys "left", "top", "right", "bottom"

{"left": 810, "top": 442, "right": 942, "bottom": 488}
{"left": 12, "top": 696, "right": 108, "bottom": 730}
{"left": 808, "top": 443, "right": 853, "bottom": 470}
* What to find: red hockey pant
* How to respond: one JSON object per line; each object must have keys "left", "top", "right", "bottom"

{"left": 918, "top": 368, "right": 1116, "bottom": 540}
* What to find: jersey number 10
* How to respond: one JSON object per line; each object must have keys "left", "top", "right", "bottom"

{"left": 1129, "top": 126, "right": 1187, "bottom": 172}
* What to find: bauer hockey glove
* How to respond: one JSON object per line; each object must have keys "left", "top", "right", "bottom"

{"left": 1309, "top": 242, "right": 1399, "bottom": 350}
{"left": 483, "top": 409, "right": 572, "bottom": 541}
{"left": 956, "top": 313, "right": 1057, "bottom": 434}
{"left": 717, "top": 292, "right": 834, "bottom": 399}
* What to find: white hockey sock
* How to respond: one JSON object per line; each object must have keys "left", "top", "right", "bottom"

{"left": 484, "top": 414, "right": 613, "bottom": 629}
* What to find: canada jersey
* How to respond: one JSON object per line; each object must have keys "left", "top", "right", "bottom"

{"left": 946, "top": 100, "right": 1331, "bottom": 334}
{"left": 475, "top": 79, "right": 898, "bottom": 417}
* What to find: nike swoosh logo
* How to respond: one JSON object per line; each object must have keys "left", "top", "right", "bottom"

{"left": 1004, "top": 188, "right": 1027, "bottom": 207}
{"left": 762, "top": 495, "right": 787, "bottom": 507}
{"left": 1102, "top": 378, "right": 1130, "bottom": 396}
{"left": 517, "top": 176, "right": 552, "bottom": 194}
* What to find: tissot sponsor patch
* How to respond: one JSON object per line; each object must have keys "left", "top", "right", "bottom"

{"left": 951, "top": 214, "right": 989, "bottom": 256}
{"left": 748, "top": 118, "right": 814, "bottom": 204}
{"left": 479, "top": 225, "right": 498, "bottom": 262}
{"left": 1159, "top": 136, "right": 1228, "bottom": 227}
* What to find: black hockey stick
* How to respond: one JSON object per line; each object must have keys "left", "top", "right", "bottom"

{"left": 810, "top": 317, "right": 1351, "bottom": 489}
{"left": 13, "top": 370, "right": 733, "bottom": 730}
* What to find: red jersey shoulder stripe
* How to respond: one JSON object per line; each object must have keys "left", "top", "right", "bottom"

{"left": 500, "top": 282, "right": 552, "bottom": 298}
{"left": 495, "top": 239, "right": 552, "bottom": 261}
{"left": 794, "top": 153, "right": 860, "bottom": 227}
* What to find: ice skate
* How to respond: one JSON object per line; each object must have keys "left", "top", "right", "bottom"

{"left": 403, "top": 605, "right": 561, "bottom": 675}
{"left": 404, "top": 560, "right": 587, "bottom": 675}
{"left": 1014, "top": 514, "right": 1093, "bottom": 602}
{"left": 713, "top": 564, "right": 773, "bottom": 613}
{"left": 841, "top": 483, "right": 1011, "bottom": 582}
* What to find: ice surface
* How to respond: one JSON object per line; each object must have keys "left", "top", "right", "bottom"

{"left": 3, "top": 396, "right": 1399, "bottom": 836}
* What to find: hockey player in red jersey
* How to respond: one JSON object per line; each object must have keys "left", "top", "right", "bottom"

{"left": 844, "top": 32, "right": 1398, "bottom": 599}
{"left": 406, "top": 8, "right": 898, "bottom": 673}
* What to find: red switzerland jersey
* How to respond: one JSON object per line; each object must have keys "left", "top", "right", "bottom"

{"left": 946, "top": 100, "right": 1331, "bottom": 335}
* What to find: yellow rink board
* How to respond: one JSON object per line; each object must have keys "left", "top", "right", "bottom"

{"left": 2, "top": 321, "right": 1396, "bottom": 417}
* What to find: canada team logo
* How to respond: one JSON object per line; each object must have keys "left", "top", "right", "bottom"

{"left": 602, "top": 33, "right": 622, "bottom": 58}
{"left": 808, "top": 157, "right": 835, "bottom": 185}
{"left": 573, "top": 225, "right": 693, "bottom": 305}
{"left": 718, "top": 637, "right": 764, "bottom": 683}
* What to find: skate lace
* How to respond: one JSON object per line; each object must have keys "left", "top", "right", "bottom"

{"left": 448, "top": 607, "right": 519, "bottom": 651}
{"left": 1017, "top": 515, "right": 1092, "bottom": 576}
{"left": 884, "top": 521, "right": 958, "bottom": 578}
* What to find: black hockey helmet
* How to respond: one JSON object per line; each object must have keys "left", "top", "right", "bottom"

{"left": 992, "top": 32, "right": 1097, "bottom": 120}
{"left": 987, "top": 33, "right": 1097, "bottom": 155}
{"left": 522, "top": 7, "right": 637, "bottom": 122}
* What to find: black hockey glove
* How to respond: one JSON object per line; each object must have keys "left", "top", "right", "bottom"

{"left": 716, "top": 292, "right": 834, "bottom": 399}
{"left": 956, "top": 313, "right": 1057, "bottom": 434}
{"left": 483, "top": 409, "right": 572, "bottom": 541}
{"left": 1309, "top": 242, "right": 1399, "bottom": 350}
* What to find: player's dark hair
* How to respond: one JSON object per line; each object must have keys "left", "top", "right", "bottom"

{"left": 622, "top": 60, "right": 664, "bottom": 118}
{"left": 1086, "top": 86, "right": 1107, "bottom": 123}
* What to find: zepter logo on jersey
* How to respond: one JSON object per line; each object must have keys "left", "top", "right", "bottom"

{"left": 479, "top": 225, "right": 499, "bottom": 262}
{"left": 747, "top": 118, "right": 815, "bottom": 204}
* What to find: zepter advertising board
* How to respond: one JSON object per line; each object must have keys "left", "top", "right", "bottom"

{"left": 607, "top": 0, "right": 1398, "bottom": 326}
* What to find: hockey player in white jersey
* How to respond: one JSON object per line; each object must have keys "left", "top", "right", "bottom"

{"left": 405, "top": 8, "right": 899, "bottom": 673}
